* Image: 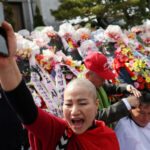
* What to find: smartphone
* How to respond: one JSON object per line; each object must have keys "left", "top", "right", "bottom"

{"left": 0, "top": 3, "right": 9, "bottom": 57}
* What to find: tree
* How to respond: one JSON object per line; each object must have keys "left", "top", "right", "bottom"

{"left": 51, "top": 0, "right": 150, "bottom": 29}
{"left": 33, "top": 5, "right": 45, "bottom": 28}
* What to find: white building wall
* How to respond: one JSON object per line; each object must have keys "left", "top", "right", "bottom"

{"left": 38, "top": 0, "right": 61, "bottom": 30}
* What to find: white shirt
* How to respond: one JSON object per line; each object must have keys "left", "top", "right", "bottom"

{"left": 122, "top": 98, "right": 131, "bottom": 110}
{"left": 115, "top": 117, "right": 150, "bottom": 150}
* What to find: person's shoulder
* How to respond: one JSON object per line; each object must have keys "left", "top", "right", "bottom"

{"left": 117, "top": 116, "right": 131, "bottom": 126}
{"left": 95, "top": 120, "right": 115, "bottom": 133}
{"left": 115, "top": 117, "right": 131, "bottom": 133}
{"left": 146, "top": 122, "right": 150, "bottom": 128}
{"left": 38, "top": 107, "right": 66, "bottom": 124}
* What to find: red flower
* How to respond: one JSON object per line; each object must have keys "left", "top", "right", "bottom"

{"left": 81, "top": 33, "right": 90, "bottom": 39}
{"left": 76, "top": 67, "right": 80, "bottom": 72}
{"left": 137, "top": 76, "right": 144, "bottom": 83}
{"left": 138, "top": 83, "right": 145, "bottom": 90}
{"left": 46, "top": 31, "right": 56, "bottom": 37}
{"left": 43, "top": 61, "right": 48, "bottom": 66}
{"left": 35, "top": 54, "right": 44, "bottom": 61}
{"left": 147, "top": 83, "right": 150, "bottom": 89}
{"left": 65, "top": 60, "right": 72, "bottom": 66}
{"left": 111, "top": 78, "right": 119, "bottom": 84}
{"left": 96, "top": 42, "right": 102, "bottom": 47}
{"left": 119, "top": 55, "right": 129, "bottom": 63}
{"left": 137, "top": 44, "right": 144, "bottom": 50}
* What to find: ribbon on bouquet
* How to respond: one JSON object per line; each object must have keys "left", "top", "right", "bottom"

{"left": 29, "top": 55, "right": 59, "bottom": 117}
{"left": 61, "top": 63, "right": 80, "bottom": 77}
{"left": 61, "top": 37, "right": 72, "bottom": 52}
{"left": 55, "top": 63, "right": 66, "bottom": 117}
{"left": 35, "top": 63, "right": 60, "bottom": 109}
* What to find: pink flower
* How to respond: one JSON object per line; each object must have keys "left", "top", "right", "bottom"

{"left": 133, "top": 71, "right": 138, "bottom": 76}
{"left": 144, "top": 51, "right": 149, "bottom": 55}
{"left": 114, "top": 43, "right": 119, "bottom": 48}
{"left": 134, "top": 82, "right": 139, "bottom": 88}
{"left": 65, "top": 73, "right": 73, "bottom": 79}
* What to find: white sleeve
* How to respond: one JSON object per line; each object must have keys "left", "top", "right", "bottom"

{"left": 122, "top": 98, "right": 131, "bottom": 110}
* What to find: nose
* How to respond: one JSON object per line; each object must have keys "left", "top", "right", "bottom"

{"left": 71, "top": 105, "right": 80, "bottom": 116}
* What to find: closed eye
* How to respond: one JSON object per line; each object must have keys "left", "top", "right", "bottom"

{"left": 139, "top": 111, "right": 145, "bottom": 114}
{"left": 65, "top": 104, "right": 72, "bottom": 107}
{"left": 80, "top": 103, "right": 87, "bottom": 105}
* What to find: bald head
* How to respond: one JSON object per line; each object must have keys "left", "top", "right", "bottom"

{"left": 64, "top": 78, "right": 97, "bottom": 101}
{"left": 63, "top": 78, "right": 99, "bottom": 134}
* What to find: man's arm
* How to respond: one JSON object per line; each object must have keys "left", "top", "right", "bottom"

{"left": 103, "top": 82, "right": 127, "bottom": 95}
{"left": 96, "top": 96, "right": 139, "bottom": 124}
{"left": 96, "top": 100, "right": 129, "bottom": 125}
{"left": 103, "top": 82, "right": 141, "bottom": 97}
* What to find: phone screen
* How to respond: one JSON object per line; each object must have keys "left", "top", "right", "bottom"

{"left": 0, "top": 3, "right": 4, "bottom": 25}
{"left": 0, "top": 3, "right": 9, "bottom": 57}
{"left": 0, "top": 27, "right": 9, "bottom": 56}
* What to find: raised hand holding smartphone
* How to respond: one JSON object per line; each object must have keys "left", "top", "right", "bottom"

{"left": 0, "top": 3, "right": 9, "bottom": 57}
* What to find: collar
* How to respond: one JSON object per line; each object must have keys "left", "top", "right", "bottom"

{"left": 88, "top": 121, "right": 97, "bottom": 130}
{"left": 66, "top": 120, "right": 97, "bottom": 138}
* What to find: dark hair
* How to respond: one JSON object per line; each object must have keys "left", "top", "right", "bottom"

{"left": 139, "top": 91, "right": 150, "bottom": 104}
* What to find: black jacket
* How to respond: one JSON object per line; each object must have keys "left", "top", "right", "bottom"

{"left": 0, "top": 89, "right": 30, "bottom": 150}
{"left": 96, "top": 82, "right": 130, "bottom": 125}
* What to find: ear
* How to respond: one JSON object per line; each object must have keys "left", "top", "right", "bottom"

{"left": 96, "top": 99, "right": 99, "bottom": 110}
{"left": 85, "top": 71, "right": 90, "bottom": 79}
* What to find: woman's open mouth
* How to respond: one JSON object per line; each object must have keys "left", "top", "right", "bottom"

{"left": 71, "top": 119, "right": 84, "bottom": 129}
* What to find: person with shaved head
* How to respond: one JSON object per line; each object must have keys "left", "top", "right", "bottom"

{"left": 63, "top": 79, "right": 98, "bottom": 134}
{"left": 0, "top": 22, "right": 119, "bottom": 150}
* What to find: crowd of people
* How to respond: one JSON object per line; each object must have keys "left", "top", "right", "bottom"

{"left": 0, "top": 20, "right": 150, "bottom": 150}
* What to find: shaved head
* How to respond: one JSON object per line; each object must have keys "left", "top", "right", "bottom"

{"left": 63, "top": 78, "right": 99, "bottom": 134}
{"left": 64, "top": 78, "right": 97, "bottom": 101}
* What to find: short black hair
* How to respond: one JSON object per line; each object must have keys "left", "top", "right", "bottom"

{"left": 139, "top": 91, "right": 150, "bottom": 104}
